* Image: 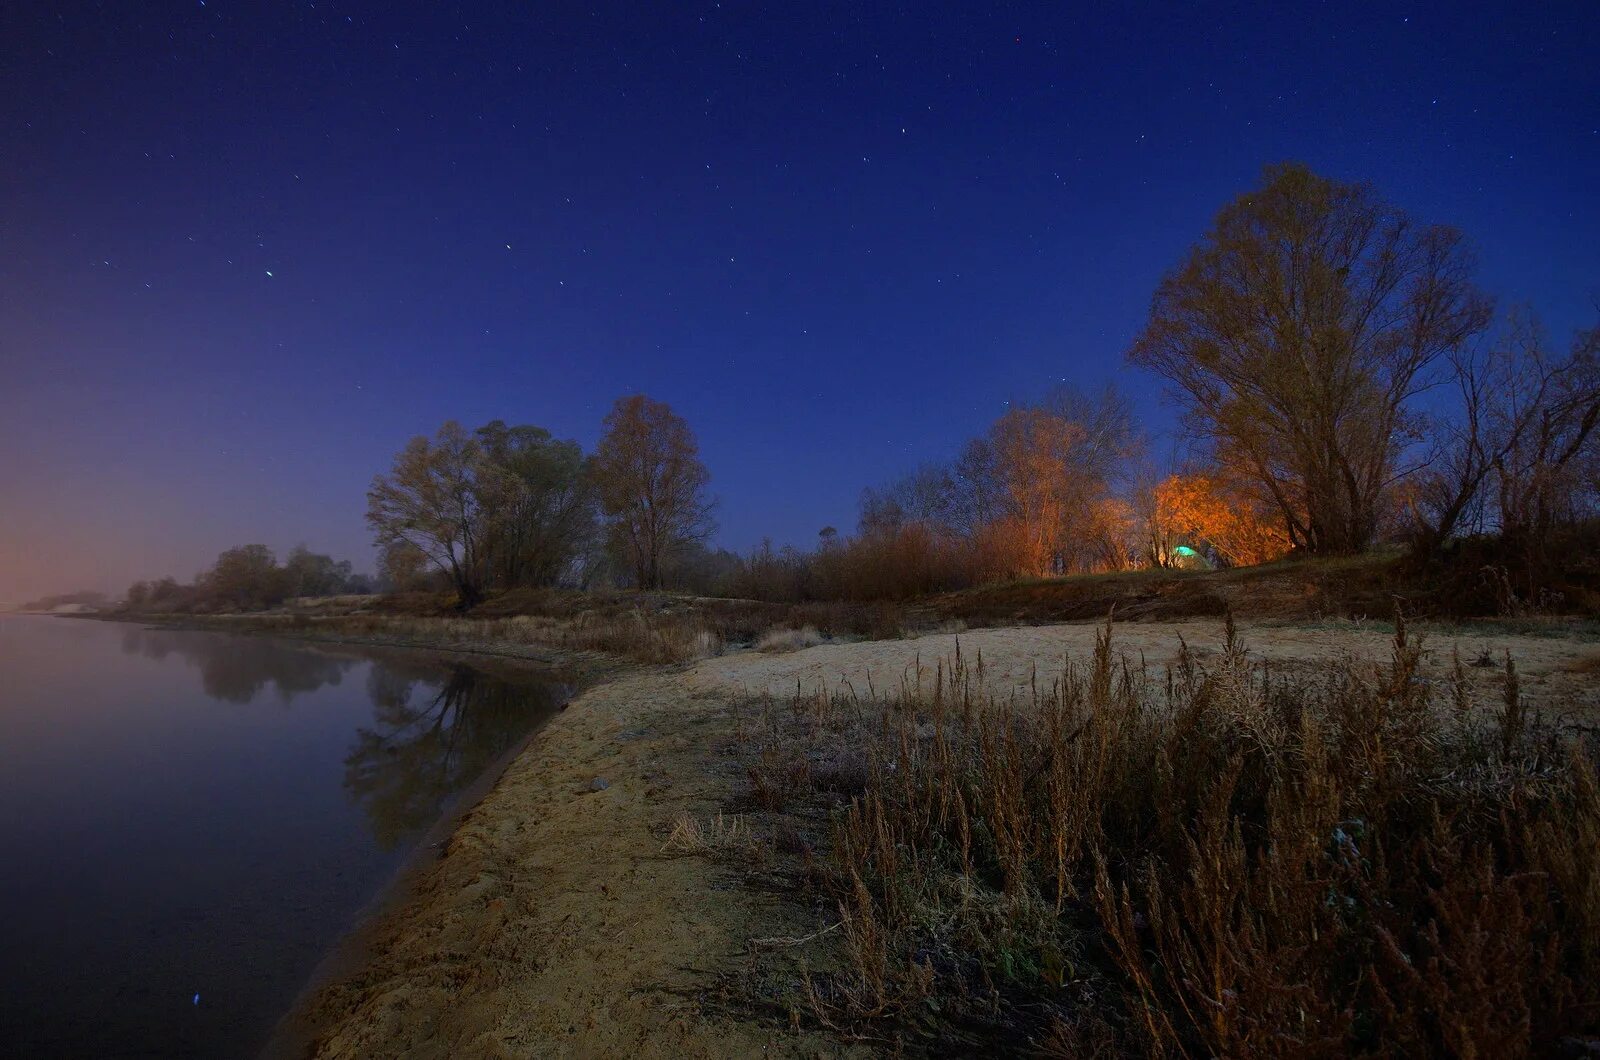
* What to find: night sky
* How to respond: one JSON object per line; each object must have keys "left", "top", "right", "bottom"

{"left": 2, "top": 2, "right": 1596, "bottom": 602}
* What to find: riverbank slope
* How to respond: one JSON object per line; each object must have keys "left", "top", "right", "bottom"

{"left": 267, "top": 611, "right": 1599, "bottom": 1057}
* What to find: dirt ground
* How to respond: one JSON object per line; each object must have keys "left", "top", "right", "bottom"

{"left": 287, "top": 617, "right": 1599, "bottom": 1058}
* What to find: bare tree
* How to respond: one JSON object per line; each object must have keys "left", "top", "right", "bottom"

{"left": 1129, "top": 163, "right": 1492, "bottom": 554}
{"left": 1412, "top": 310, "right": 1600, "bottom": 554}
{"left": 858, "top": 463, "right": 961, "bottom": 536}
{"left": 1489, "top": 315, "right": 1600, "bottom": 547}
{"left": 959, "top": 387, "right": 1140, "bottom": 574}
{"left": 590, "top": 395, "right": 715, "bottom": 590}
{"left": 366, "top": 421, "right": 504, "bottom": 607}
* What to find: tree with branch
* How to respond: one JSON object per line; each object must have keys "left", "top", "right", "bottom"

{"left": 590, "top": 395, "right": 715, "bottom": 590}
{"left": 1411, "top": 310, "right": 1600, "bottom": 555}
{"left": 366, "top": 421, "right": 505, "bottom": 607}
{"left": 1129, "top": 163, "right": 1492, "bottom": 554}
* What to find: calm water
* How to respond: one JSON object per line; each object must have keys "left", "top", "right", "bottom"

{"left": 0, "top": 615, "right": 571, "bottom": 1058}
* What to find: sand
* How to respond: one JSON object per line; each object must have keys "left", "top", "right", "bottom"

{"left": 692, "top": 618, "right": 1600, "bottom": 716}
{"left": 282, "top": 667, "right": 845, "bottom": 1059}
{"left": 286, "top": 617, "right": 1600, "bottom": 1057}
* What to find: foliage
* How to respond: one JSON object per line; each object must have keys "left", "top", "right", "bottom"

{"left": 1129, "top": 163, "right": 1493, "bottom": 555}
{"left": 367, "top": 421, "right": 502, "bottom": 607}
{"left": 590, "top": 395, "right": 716, "bottom": 590}
{"left": 283, "top": 544, "right": 367, "bottom": 597}
{"left": 376, "top": 539, "right": 438, "bottom": 592}
{"left": 367, "top": 418, "right": 596, "bottom": 606}
{"left": 1151, "top": 472, "right": 1291, "bottom": 567}
{"left": 200, "top": 544, "right": 290, "bottom": 610}
{"left": 474, "top": 420, "right": 597, "bottom": 588}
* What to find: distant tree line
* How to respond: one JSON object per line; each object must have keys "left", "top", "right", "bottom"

{"left": 123, "top": 544, "right": 372, "bottom": 613}
{"left": 14, "top": 590, "right": 110, "bottom": 613}
{"left": 115, "top": 395, "right": 720, "bottom": 613}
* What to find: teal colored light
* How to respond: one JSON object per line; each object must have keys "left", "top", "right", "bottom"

{"left": 1173, "top": 545, "right": 1198, "bottom": 556}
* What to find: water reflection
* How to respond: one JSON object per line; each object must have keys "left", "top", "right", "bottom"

{"left": 114, "top": 625, "right": 570, "bottom": 846}
{"left": 346, "top": 660, "right": 569, "bottom": 847}
{"left": 3, "top": 617, "right": 574, "bottom": 1057}
{"left": 119, "top": 626, "right": 355, "bottom": 704}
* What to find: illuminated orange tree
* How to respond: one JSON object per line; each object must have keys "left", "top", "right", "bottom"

{"left": 1152, "top": 473, "right": 1290, "bottom": 567}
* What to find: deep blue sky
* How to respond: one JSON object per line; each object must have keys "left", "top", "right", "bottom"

{"left": 1, "top": 1, "right": 1596, "bottom": 601}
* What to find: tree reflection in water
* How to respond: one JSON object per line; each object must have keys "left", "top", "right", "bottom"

{"left": 117, "top": 626, "right": 570, "bottom": 847}
{"left": 344, "top": 661, "right": 569, "bottom": 848}
{"left": 119, "top": 626, "right": 354, "bottom": 704}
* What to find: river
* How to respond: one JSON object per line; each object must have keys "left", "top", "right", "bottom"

{"left": 0, "top": 614, "right": 571, "bottom": 1057}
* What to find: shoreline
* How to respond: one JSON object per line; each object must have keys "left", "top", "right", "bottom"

{"left": 58, "top": 611, "right": 651, "bottom": 1059}
{"left": 44, "top": 610, "right": 1600, "bottom": 1056}
{"left": 67, "top": 609, "right": 634, "bottom": 679}
{"left": 259, "top": 694, "right": 576, "bottom": 1060}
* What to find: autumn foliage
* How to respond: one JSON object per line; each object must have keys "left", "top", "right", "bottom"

{"left": 1151, "top": 473, "right": 1291, "bottom": 567}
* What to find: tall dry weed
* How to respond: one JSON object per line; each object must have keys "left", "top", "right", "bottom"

{"left": 763, "top": 612, "right": 1600, "bottom": 1055}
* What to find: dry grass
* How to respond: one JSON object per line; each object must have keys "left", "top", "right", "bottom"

{"left": 731, "top": 612, "right": 1600, "bottom": 1056}
{"left": 663, "top": 811, "right": 754, "bottom": 855}
{"left": 217, "top": 610, "right": 725, "bottom": 664}
{"left": 146, "top": 589, "right": 914, "bottom": 665}
{"left": 1565, "top": 650, "right": 1600, "bottom": 675}
{"left": 756, "top": 625, "right": 825, "bottom": 653}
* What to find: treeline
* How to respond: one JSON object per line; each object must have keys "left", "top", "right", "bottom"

{"left": 121, "top": 164, "right": 1599, "bottom": 614}
{"left": 113, "top": 394, "right": 718, "bottom": 614}
{"left": 363, "top": 381, "right": 1301, "bottom": 607}
{"left": 15, "top": 590, "right": 110, "bottom": 612}
{"left": 124, "top": 544, "right": 372, "bottom": 613}
{"left": 708, "top": 163, "right": 1600, "bottom": 604}
{"left": 368, "top": 165, "right": 1595, "bottom": 609}
{"left": 698, "top": 390, "right": 1293, "bottom": 603}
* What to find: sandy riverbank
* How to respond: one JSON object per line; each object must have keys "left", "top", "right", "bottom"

{"left": 267, "top": 614, "right": 1599, "bottom": 1058}
{"left": 276, "top": 665, "right": 849, "bottom": 1058}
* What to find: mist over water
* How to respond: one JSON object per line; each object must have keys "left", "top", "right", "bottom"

{"left": 0, "top": 615, "right": 569, "bottom": 1057}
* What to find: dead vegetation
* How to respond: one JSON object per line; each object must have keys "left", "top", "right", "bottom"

{"left": 716, "top": 613, "right": 1600, "bottom": 1056}
{"left": 756, "top": 626, "right": 825, "bottom": 654}
{"left": 129, "top": 590, "right": 910, "bottom": 665}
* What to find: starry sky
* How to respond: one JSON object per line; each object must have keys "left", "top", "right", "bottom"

{"left": 1, "top": 1, "right": 1596, "bottom": 602}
